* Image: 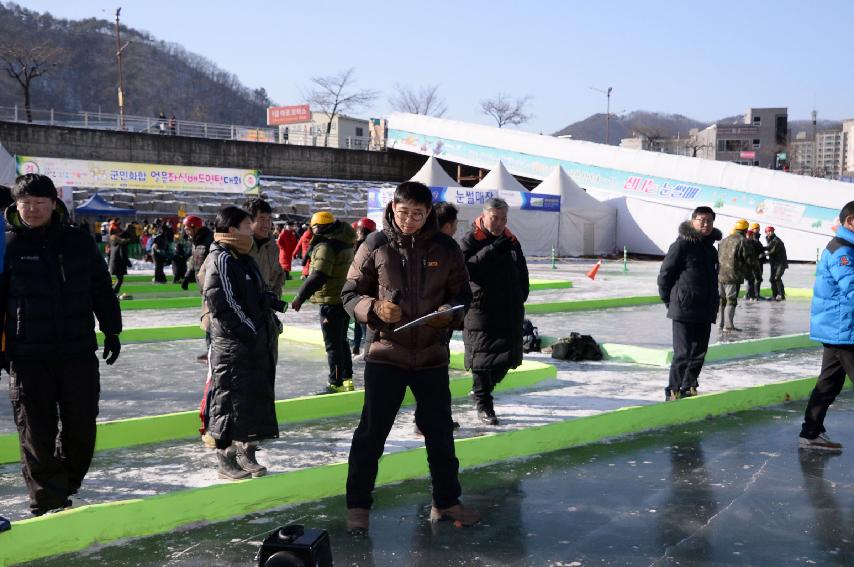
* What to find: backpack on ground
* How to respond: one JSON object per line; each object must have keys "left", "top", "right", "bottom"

{"left": 551, "top": 332, "right": 603, "bottom": 361}
{"left": 522, "top": 319, "right": 541, "bottom": 353}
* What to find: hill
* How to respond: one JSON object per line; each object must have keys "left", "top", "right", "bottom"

{"left": 552, "top": 111, "right": 710, "bottom": 145}
{"left": 0, "top": 2, "right": 272, "bottom": 125}
{"left": 553, "top": 112, "right": 845, "bottom": 145}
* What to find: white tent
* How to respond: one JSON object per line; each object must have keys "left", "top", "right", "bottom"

{"left": 472, "top": 161, "right": 560, "bottom": 256}
{"left": 535, "top": 166, "right": 617, "bottom": 256}
{"left": 410, "top": 156, "right": 460, "bottom": 187}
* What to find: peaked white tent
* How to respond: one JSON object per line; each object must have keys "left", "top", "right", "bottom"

{"left": 535, "top": 166, "right": 617, "bottom": 256}
{"left": 472, "top": 161, "right": 560, "bottom": 256}
{"left": 411, "top": 156, "right": 460, "bottom": 187}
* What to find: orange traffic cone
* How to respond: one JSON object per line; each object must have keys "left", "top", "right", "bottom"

{"left": 586, "top": 259, "right": 602, "bottom": 280}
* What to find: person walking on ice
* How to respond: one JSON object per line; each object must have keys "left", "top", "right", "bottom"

{"left": 657, "top": 206, "right": 721, "bottom": 401}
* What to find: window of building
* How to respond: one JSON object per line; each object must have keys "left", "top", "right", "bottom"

{"left": 753, "top": 161, "right": 760, "bottom": 166}
{"left": 355, "top": 127, "right": 364, "bottom": 137}
{"left": 753, "top": 139, "right": 761, "bottom": 149}
{"left": 753, "top": 116, "right": 762, "bottom": 125}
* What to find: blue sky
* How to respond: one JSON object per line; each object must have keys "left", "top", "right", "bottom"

{"left": 14, "top": 0, "right": 854, "bottom": 132}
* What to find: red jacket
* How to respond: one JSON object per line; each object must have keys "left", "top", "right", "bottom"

{"left": 276, "top": 229, "right": 298, "bottom": 271}
{"left": 293, "top": 230, "right": 313, "bottom": 276}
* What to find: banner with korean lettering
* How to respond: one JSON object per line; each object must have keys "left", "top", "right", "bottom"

{"left": 16, "top": 156, "right": 260, "bottom": 194}
{"left": 267, "top": 105, "right": 311, "bottom": 126}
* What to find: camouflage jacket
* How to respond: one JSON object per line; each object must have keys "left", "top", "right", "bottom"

{"left": 718, "top": 231, "right": 758, "bottom": 284}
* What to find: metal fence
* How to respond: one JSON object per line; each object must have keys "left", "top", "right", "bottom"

{"left": 0, "top": 105, "right": 370, "bottom": 148}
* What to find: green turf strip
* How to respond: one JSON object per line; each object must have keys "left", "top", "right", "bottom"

{"left": 0, "top": 344, "right": 553, "bottom": 465}
{"left": 0, "top": 373, "right": 836, "bottom": 566}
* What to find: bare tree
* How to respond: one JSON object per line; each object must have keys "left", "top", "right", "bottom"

{"left": 633, "top": 126, "right": 668, "bottom": 152}
{"left": 389, "top": 83, "right": 447, "bottom": 117}
{"left": 479, "top": 93, "right": 532, "bottom": 128}
{"left": 304, "top": 67, "right": 378, "bottom": 147}
{"left": 684, "top": 133, "right": 712, "bottom": 158}
{"left": 0, "top": 41, "right": 65, "bottom": 122}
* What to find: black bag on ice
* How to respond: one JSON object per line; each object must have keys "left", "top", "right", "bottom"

{"left": 551, "top": 332, "right": 603, "bottom": 361}
{"left": 522, "top": 319, "right": 541, "bottom": 353}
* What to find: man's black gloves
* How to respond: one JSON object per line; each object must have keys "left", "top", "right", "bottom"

{"left": 261, "top": 291, "right": 287, "bottom": 313}
{"left": 103, "top": 334, "right": 121, "bottom": 365}
{"left": 493, "top": 235, "right": 513, "bottom": 252}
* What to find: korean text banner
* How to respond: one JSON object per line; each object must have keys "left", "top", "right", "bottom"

{"left": 16, "top": 156, "right": 260, "bottom": 194}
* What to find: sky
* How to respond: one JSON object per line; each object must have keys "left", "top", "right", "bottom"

{"left": 12, "top": 0, "right": 854, "bottom": 133}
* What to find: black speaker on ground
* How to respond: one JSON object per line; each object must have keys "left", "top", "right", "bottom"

{"left": 255, "top": 524, "right": 333, "bottom": 567}
{"left": 0, "top": 515, "right": 10, "bottom": 533}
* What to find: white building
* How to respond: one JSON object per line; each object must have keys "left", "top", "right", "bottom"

{"left": 278, "top": 112, "right": 369, "bottom": 149}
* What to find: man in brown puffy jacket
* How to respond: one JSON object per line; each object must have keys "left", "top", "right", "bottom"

{"left": 244, "top": 198, "right": 285, "bottom": 298}
{"left": 341, "top": 181, "right": 480, "bottom": 533}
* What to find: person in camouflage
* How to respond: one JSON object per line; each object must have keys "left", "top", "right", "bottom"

{"left": 743, "top": 224, "right": 766, "bottom": 300}
{"left": 764, "top": 226, "right": 788, "bottom": 300}
{"left": 717, "top": 219, "right": 758, "bottom": 331}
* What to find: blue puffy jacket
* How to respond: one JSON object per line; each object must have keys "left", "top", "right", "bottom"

{"left": 810, "top": 225, "right": 854, "bottom": 345}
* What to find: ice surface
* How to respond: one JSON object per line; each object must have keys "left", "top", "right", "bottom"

{"left": 530, "top": 298, "right": 811, "bottom": 347}
{"left": 28, "top": 392, "right": 854, "bottom": 567}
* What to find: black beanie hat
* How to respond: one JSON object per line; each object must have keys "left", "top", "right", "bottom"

{"left": 13, "top": 174, "right": 58, "bottom": 201}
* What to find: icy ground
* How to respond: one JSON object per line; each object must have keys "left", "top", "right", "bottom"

{"left": 0, "top": 262, "right": 821, "bottom": 522}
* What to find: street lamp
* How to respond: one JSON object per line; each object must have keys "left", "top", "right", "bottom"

{"left": 114, "top": 8, "right": 131, "bottom": 130}
{"left": 590, "top": 86, "right": 613, "bottom": 145}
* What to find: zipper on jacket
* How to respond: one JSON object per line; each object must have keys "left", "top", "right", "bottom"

{"left": 58, "top": 253, "right": 67, "bottom": 283}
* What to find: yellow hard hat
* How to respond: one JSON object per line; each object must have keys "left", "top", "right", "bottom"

{"left": 310, "top": 211, "right": 335, "bottom": 226}
{"left": 734, "top": 219, "right": 749, "bottom": 231}
{"left": 749, "top": 222, "right": 760, "bottom": 231}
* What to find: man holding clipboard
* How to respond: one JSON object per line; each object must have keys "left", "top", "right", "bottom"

{"left": 341, "top": 181, "right": 480, "bottom": 533}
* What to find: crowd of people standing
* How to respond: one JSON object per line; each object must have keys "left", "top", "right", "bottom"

{"left": 2, "top": 173, "right": 850, "bottom": 538}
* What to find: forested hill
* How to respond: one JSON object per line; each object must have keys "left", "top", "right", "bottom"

{"left": 0, "top": 2, "right": 272, "bottom": 125}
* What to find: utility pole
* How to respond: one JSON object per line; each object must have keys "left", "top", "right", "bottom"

{"left": 590, "top": 86, "right": 613, "bottom": 145}
{"left": 114, "top": 8, "right": 131, "bottom": 130}
{"left": 812, "top": 109, "right": 818, "bottom": 177}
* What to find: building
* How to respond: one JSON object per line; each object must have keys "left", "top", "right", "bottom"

{"left": 695, "top": 107, "right": 788, "bottom": 169}
{"left": 278, "top": 112, "right": 369, "bottom": 149}
{"left": 843, "top": 119, "right": 854, "bottom": 178}
{"left": 789, "top": 131, "right": 815, "bottom": 175}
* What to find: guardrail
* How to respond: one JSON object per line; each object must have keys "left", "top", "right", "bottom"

{"left": 0, "top": 105, "right": 376, "bottom": 149}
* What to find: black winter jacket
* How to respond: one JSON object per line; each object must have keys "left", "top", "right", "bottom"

{"left": 108, "top": 230, "right": 131, "bottom": 277}
{"left": 202, "top": 241, "right": 280, "bottom": 442}
{"left": 658, "top": 221, "right": 722, "bottom": 324}
{"left": 460, "top": 221, "right": 530, "bottom": 371}
{"left": 2, "top": 203, "right": 122, "bottom": 360}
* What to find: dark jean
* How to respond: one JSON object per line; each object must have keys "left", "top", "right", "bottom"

{"left": 320, "top": 303, "right": 352, "bottom": 385}
{"left": 801, "top": 344, "right": 854, "bottom": 439}
{"left": 471, "top": 368, "right": 509, "bottom": 410}
{"left": 667, "top": 320, "right": 711, "bottom": 396}
{"left": 346, "top": 362, "right": 461, "bottom": 510}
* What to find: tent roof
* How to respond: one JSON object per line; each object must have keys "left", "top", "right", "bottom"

{"left": 473, "top": 161, "right": 527, "bottom": 192}
{"left": 410, "top": 156, "right": 460, "bottom": 187}
{"left": 75, "top": 194, "right": 136, "bottom": 216}
{"left": 535, "top": 166, "right": 613, "bottom": 211}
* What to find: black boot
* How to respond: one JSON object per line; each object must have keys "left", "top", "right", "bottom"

{"left": 477, "top": 405, "right": 499, "bottom": 425}
{"left": 217, "top": 446, "right": 251, "bottom": 480}
{"left": 235, "top": 441, "right": 267, "bottom": 477}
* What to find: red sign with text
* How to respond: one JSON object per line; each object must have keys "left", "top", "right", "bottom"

{"left": 740, "top": 150, "right": 756, "bottom": 160}
{"left": 267, "top": 105, "right": 311, "bottom": 126}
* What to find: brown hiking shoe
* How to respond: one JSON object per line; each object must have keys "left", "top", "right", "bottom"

{"left": 346, "top": 507, "right": 370, "bottom": 533}
{"left": 430, "top": 502, "right": 481, "bottom": 526}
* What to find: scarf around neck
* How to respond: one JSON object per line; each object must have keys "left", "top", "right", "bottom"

{"left": 214, "top": 232, "right": 253, "bottom": 255}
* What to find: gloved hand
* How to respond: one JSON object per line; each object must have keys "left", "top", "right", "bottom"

{"left": 180, "top": 278, "right": 190, "bottom": 291}
{"left": 493, "top": 235, "right": 513, "bottom": 252}
{"left": 426, "top": 304, "right": 454, "bottom": 328}
{"left": 373, "top": 300, "right": 402, "bottom": 324}
{"left": 261, "top": 291, "right": 287, "bottom": 313}
{"left": 291, "top": 297, "right": 303, "bottom": 312}
{"left": 103, "top": 334, "right": 121, "bottom": 365}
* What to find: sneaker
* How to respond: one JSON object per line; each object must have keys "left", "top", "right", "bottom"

{"left": 669, "top": 390, "right": 681, "bottom": 401}
{"left": 477, "top": 407, "right": 499, "bottom": 425}
{"left": 196, "top": 352, "right": 209, "bottom": 363}
{"left": 217, "top": 447, "right": 252, "bottom": 480}
{"left": 430, "top": 502, "right": 481, "bottom": 526}
{"left": 346, "top": 507, "right": 370, "bottom": 533}
{"left": 343, "top": 379, "right": 355, "bottom": 392}
{"left": 119, "top": 293, "right": 133, "bottom": 301}
{"left": 689, "top": 387, "right": 698, "bottom": 397}
{"left": 352, "top": 347, "right": 360, "bottom": 356}
{"left": 775, "top": 295, "right": 785, "bottom": 301}
{"left": 234, "top": 442, "right": 267, "bottom": 477}
{"left": 318, "top": 383, "right": 349, "bottom": 395}
{"left": 799, "top": 434, "right": 843, "bottom": 452}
